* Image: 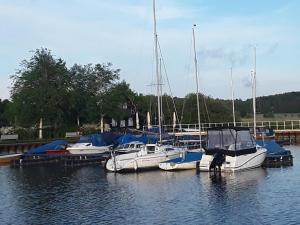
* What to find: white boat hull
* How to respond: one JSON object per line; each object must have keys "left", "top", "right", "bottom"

{"left": 0, "top": 153, "right": 22, "bottom": 165}
{"left": 199, "top": 147, "right": 267, "bottom": 172}
{"left": 159, "top": 160, "right": 199, "bottom": 171}
{"left": 106, "top": 150, "right": 182, "bottom": 172}
{"left": 67, "top": 144, "right": 110, "bottom": 155}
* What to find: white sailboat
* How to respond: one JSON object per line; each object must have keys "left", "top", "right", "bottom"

{"left": 105, "top": 0, "right": 183, "bottom": 172}
{"left": 158, "top": 24, "right": 203, "bottom": 171}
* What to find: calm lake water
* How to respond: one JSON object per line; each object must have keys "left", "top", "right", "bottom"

{"left": 0, "top": 146, "right": 299, "bottom": 225}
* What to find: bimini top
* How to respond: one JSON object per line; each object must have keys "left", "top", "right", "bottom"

{"left": 205, "top": 127, "right": 256, "bottom": 156}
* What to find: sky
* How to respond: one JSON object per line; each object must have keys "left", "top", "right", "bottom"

{"left": 0, "top": 0, "right": 299, "bottom": 100}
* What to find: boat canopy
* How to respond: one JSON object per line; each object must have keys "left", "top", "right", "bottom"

{"left": 25, "top": 140, "right": 67, "bottom": 155}
{"left": 256, "top": 140, "right": 291, "bottom": 156}
{"left": 117, "top": 134, "right": 148, "bottom": 145}
{"left": 77, "top": 133, "right": 119, "bottom": 146}
{"left": 206, "top": 127, "right": 256, "bottom": 156}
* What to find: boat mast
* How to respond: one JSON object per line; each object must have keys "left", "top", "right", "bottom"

{"left": 192, "top": 24, "right": 202, "bottom": 144}
{"left": 230, "top": 66, "right": 236, "bottom": 126}
{"left": 252, "top": 46, "right": 257, "bottom": 139}
{"left": 153, "top": 0, "right": 162, "bottom": 143}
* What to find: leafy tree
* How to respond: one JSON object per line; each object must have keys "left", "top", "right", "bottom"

{"left": 68, "top": 63, "right": 120, "bottom": 124}
{"left": 10, "top": 48, "right": 70, "bottom": 131}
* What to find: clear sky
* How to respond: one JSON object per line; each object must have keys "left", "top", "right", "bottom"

{"left": 0, "top": 0, "right": 299, "bottom": 100}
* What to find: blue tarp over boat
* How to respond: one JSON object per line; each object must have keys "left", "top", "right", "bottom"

{"left": 117, "top": 134, "right": 157, "bottom": 145}
{"left": 77, "top": 133, "right": 120, "bottom": 146}
{"left": 25, "top": 140, "right": 67, "bottom": 156}
{"left": 256, "top": 140, "right": 291, "bottom": 156}
{"left": 162, "top": 152, "right": 203, "bottom": 164}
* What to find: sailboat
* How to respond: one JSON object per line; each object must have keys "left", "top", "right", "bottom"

{"left": 159, "top": 25, "right": 203, "bottom": 171}
{"left": 198, "top": 47, "right": 267, "bottom": 172}
{"left": 105, "top": 0, "right": 183, "bottom": 172}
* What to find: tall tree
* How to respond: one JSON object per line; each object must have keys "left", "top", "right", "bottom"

{"left": 10, "top": 48, "right": 70, "bottom": 129}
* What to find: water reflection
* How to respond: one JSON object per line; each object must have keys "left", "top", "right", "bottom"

{"left": 0, "top": 147, "right": 299, "bottom": 224}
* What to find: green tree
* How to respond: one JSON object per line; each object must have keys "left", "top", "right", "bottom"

{"left": 10, "top": 48, "right": 70, "bottom": 133}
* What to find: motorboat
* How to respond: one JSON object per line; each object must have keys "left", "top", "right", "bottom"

{"left": 115, "top": 141, "right": 145, "bottom": 154}
{"left": 67, "top": 143, "right": 110, "bottom": 155}
{"left": 199, "top": 127, "right": 267, "bottom": 172}
{"left": 67, "top": 134, "right": 112, "bottom": 155}
{"left": 106, "top": 144, "right": 184, "bottom": 172}
{"left": 0, "top": 153, "right": 22, "bottom": 165}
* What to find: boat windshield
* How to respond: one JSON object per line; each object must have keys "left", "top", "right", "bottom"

{"left": 207, "top": 128, "right": 255, "bottom": 151}
{"left": 146, "top": 145, "right": 155, "bottom": 154}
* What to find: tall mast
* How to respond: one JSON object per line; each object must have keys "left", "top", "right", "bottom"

{"left": 192, "top": 24, "right": 202, "bottom": 144}
{"left": 159, "top": 57, "right": 163, "bottom": 127}
{"left": 252, "top": 46, "right": 257, "bottom": 139}
{"left": 153, "top": 0, "right": 162, "bottom": 143}
{"left": 230, "top": 66, "right": 236, "bottom": 126}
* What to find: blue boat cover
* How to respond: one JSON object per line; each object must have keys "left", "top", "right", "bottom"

{"left": 77, "top": 133, "right": 119, "bottom": 146}
{"left": 256, "top": 140, "right": 290, "bottom": 156}
{"left": 25, "top": 140, "right": 67, "bottom": 155}
{"left": 117, "top": 134, "right": 157, "bottom": 145}
{"left": 162, "top": 152, "right": 203, "bottom": 164}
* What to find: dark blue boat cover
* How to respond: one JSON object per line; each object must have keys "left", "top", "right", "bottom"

{"left": 117, "top": 134, "right": 157, "bottom": 145}
{"left": 163, "top": 152, "right": 203, "bottom": 163}
{"left": 256, "top": 140, "right": 291, "bottom": 156}
{"left": 25, "top": 140, "right": 67, "bottom": 155}
{"left": 77, "top": 133, "right": 119, "bottom": 146}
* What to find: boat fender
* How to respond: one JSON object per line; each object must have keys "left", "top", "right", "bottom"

{"left": 134, "top": 160, "right": 138, "bottom": 171}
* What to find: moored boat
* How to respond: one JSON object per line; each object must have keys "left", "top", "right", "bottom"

{"left": 0, "top": 153, "right": 22, "bottom": 165}
{"left": 159, "top": 151, "right": 202, "bottom": 171}
{"left": 115, "top": 141, "right": 145, "bottom": 154}
{"left": 67, "top": 134, "right": 115, "bottom": 155}
{"left": 106, "top": 144, "right": 183, "bottom": 172}
{"left": 199, "top": 127, "right": 267, "bottom": 172}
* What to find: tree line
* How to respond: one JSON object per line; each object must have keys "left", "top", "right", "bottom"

{"left": 0, "top": 48, "right": 298, "bottom": 139}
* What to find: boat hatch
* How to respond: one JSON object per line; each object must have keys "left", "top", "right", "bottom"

{"left": 206, "top": 127, "right": 256, "bottom": 156}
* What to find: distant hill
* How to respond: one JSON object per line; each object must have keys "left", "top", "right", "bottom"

{"left": 233, "top": 91, "right": 300, "bottom": 118}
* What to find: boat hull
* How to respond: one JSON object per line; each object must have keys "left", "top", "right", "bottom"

{"left": 159, "top": 152, "right": 202, "bottom": 171}
{"left": 67, "top": 144, "right": 110, "bottom": 155}
{"left": 106, "top": 150, "right": 182, "bottom": 172}
{"left": 199, "top": 147, "right": 267, "bottom": 172}
{"left": 0, "top": 154, "right": 22, "bottom": 165}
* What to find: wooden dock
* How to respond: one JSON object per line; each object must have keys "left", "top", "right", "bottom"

{"left": 10, "top": 154, "right": 110, "bottom": 167}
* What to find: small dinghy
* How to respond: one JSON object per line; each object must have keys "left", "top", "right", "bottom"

{"left": 159, "top": 151, "right": 203, "bottom": 171}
